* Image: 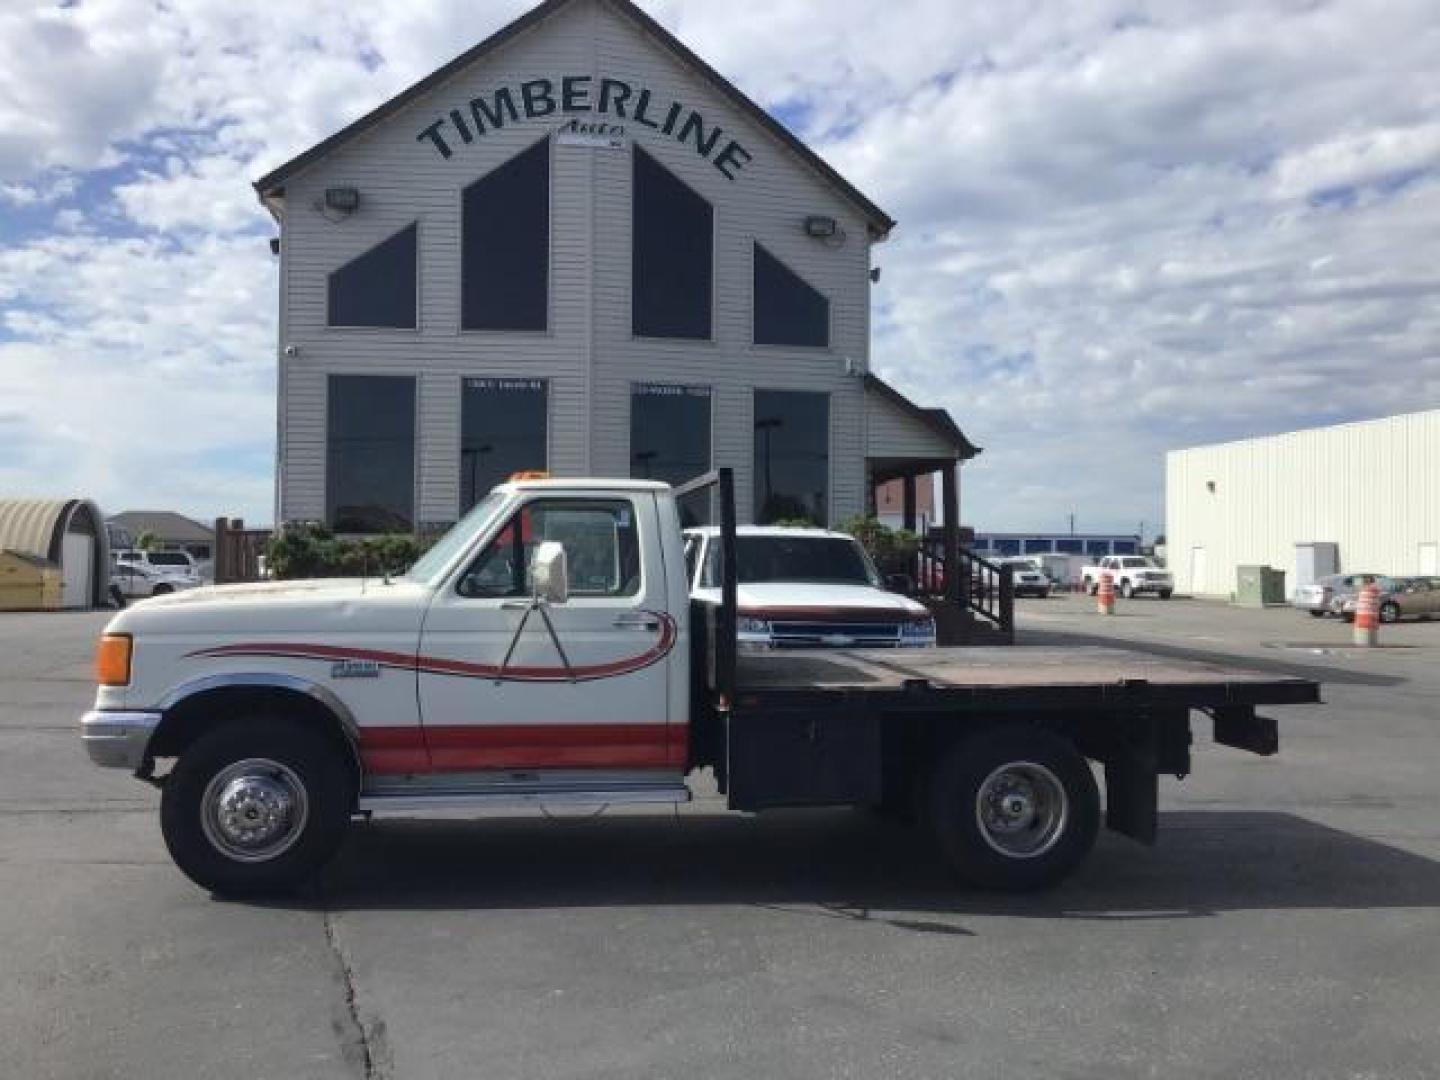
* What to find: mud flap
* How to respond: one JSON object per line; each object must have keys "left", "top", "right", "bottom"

{"left": 1211, "top": 706, "right": 1279, "bottom": 756}
{"left": 1101, "top": 710, "right": 1189, "bottom": 846}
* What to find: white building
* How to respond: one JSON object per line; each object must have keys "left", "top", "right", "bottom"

{"left": 254, "top": 0, "right": 977, "bottom": 542}
{"left": 1166, "top": 409, "right": 1440, "bottom": 597}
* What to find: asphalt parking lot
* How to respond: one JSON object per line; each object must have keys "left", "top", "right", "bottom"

{"left": 4, "top": 601, "right": 1439, "bottom": 1079}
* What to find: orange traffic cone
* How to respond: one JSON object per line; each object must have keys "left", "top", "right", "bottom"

{"left": 1353, "top": 581, "right": 1380, "bottom": 646}
{"left": 1097, "top": 571, "right": 1116, "bottom": 615}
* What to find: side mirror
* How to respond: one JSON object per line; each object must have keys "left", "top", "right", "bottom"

{"left": 885, "top": 573, "right": 914, "bottom": 594}
{"left": 530, "top": 541, "right": 569, "bottom": 605}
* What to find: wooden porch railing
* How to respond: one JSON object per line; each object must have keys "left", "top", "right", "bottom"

{"left": 910, "top": 539, "right": 1015, "bottom": 644}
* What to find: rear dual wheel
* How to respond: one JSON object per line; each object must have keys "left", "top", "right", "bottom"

{"left": 928, "top": 725, "right": 1099, "bottom": 891}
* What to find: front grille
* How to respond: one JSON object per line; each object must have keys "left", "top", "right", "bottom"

{"left": 771, "top": 621, "right": 903, "bottom": 647}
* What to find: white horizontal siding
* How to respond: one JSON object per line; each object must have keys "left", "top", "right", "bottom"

{"left": 1165, "top": 410, "right": 1440, "bottom": 595}
{"left": 275, "top": 0, "right": 942, "bottom": 529}
{"left": 866, "top": 385, "right": 956, "bottom": 460}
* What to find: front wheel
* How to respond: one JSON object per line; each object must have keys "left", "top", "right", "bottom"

{"left": 1380, "top": 601, "right": 1401, "bottom": 624}
{"left": 928, "top": 726, "right": 1100, "bottom": 891}
{"left": 1120, "top": 580, "right": 1135, "bottom": 599}
{"left": 1159, "top": 590, "right": 1173, "bottom": 600}
{"left": 160, "top": 719, "right": 354, "bottom": 896}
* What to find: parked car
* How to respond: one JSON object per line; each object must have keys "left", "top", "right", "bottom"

{"left": 1293, "top": 573, "right": 1376, "bottom": 618}
{"left": 993, "top": 557, "right": 1052, "bottom": 598}
{"left": 1340, "top": 577, "right": 1440, "bottom": 623}
{"left": 686, "top": 526, "right": 936, "bottom": 648}
{"left": 1081, "top": 556, "right": 1173, "bottom": 599}
{"left": 110, "top": 563, "right": 202, "bottom": 600}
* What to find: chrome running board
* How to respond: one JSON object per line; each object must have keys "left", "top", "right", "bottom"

{"left": 357, "top": 771, "right": 691, "bottom": 814}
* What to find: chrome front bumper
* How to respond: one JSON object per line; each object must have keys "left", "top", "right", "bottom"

{"left": 80, "top": 710, "right": 161, "bottom": 771}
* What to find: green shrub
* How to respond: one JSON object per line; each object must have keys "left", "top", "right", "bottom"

{"left": 265, "top": 521, "right": 432, "bottom": 580}
{"left": 838, "top": 516, "right": 920, "bottom": 577}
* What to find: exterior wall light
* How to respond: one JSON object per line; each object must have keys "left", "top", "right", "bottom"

{"left": 324, "top": 187, "right": 361, "bottom": 213}
{"left": 804, "top": 215, "right": 838, "bottom": 238}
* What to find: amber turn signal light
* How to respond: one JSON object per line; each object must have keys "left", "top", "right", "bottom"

{"left": 96, "top": 634, "right": 133, "bottom": 686}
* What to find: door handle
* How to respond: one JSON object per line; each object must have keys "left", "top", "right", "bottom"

{"left": 613, "top": 614, "right": 660, "bottom": 631}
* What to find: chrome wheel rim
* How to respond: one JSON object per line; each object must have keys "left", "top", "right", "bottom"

{"left": 200, "top": 758, "right": 309, "bottom": 863}
{"left": 975, "top": 761, "right": 1068, "bottom": 859}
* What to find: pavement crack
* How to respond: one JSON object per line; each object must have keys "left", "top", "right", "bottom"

{"left": 322, "top": 907, "right": 389, "bottom": 1079}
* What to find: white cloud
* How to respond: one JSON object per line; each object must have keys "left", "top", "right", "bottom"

{"left": 1, "top": 0, "right": 1438, "bottom": 534}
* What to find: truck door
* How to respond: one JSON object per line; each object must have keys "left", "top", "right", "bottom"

{"left": 415, "top": 493, "right": 680, "bottom": 773}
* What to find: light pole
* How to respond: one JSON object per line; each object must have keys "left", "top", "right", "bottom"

{"left": 754, "top": 416, "right": 782, "bottom": 516}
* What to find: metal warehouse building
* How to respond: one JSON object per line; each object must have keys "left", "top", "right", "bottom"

{"left": 255, "top": 0, "right": 977, "bottom": 539}
{"left": 1166, "top": 409, "right": 1440, "bottom": 597}
{"left": 0, "top": 498, "right": 110, "bottom": 609}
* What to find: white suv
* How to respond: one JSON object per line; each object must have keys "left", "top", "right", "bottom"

{"left": 115, "top": 550, "right": 203, "bottom": 580}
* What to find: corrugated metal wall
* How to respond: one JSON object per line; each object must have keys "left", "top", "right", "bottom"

{"left": 274, "top": 0, "right": 879, "bottom": 528}
{"left": 1165, "top": 410, "right": 1440, "bottom": 596}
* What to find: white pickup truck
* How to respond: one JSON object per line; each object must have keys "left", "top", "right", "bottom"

{"left": 81, "top": 470, "right": 1315, "bottom": 897}
{"left": 684, "top": 525, "right": 936, "bottom": 649}
{"left": 1081, "top": 556, "right": 1174, "bottom": 599}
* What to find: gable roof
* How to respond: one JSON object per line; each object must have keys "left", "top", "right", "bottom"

{"left": 252, "top": 0, "right": 895, "bottom": 237}
{"left": 865, "top": 374, "right": 981, "bottom": 461}
{"left": 108, "top": 511, "right": 215, "bottom": 544}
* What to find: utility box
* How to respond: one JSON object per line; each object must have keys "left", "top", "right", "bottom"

{"left": 0, "top": 550, "right": 62, "bottom": 611}
{"left": 1235, "top": 565, "right": 1287, "bottom": 607}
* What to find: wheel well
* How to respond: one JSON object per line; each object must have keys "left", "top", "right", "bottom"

{"left": 878, "top": 711, "right": 1084, "bottom": 813}
{"left": 148, "top": 686, "right": 362, "bottom": 783}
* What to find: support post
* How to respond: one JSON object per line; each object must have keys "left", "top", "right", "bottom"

{"left": 902, "top": 475, "right": 917, "bottom": 534}
{"left": 942, "top": 465, "right": 960, "bottom": 607}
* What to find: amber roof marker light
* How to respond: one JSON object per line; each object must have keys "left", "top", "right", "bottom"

{"left": 96, "top": 633, "right": 133, "bottom": 687}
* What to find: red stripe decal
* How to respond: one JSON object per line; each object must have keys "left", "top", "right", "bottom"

{"left": 186, "top": 611, "right": 677, "bottom": 683}
{"left": 355, "top": 723, "right": 684, "bottom": 774}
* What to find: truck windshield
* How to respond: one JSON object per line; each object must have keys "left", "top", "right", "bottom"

{"left": 401, "top": 491, "right": 508, "bottom": 585}
{"left": 704, "top": 535, "right": 879, "bottom": 587}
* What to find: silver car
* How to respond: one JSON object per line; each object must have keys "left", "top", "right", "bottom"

{"left": 1293, "top": 573, "right": 1375, "bottom": 618}
{"left": 1340, "top": 577, "right": 1440, "bottom": 623}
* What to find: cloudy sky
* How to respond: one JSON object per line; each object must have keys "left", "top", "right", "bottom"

{"left": 2, "top": 0, "right": 1437, "bottom": 536}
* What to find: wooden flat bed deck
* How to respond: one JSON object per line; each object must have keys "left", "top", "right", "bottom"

{"left": 736, "top": 645, "right": 1321, "bottom": 709}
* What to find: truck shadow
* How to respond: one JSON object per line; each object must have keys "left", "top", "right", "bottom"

{"left": 292, "top": 809, "right": 1440, "bottom": 923}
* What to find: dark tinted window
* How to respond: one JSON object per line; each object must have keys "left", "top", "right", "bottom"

{"left": 753, "top": 243, "right": 829, "bottom": 347}
{"left": 633, "top": 148, "right": 712, "bottom": 339}
{"left": 631, "top": 383, "right": 711, "bottom": 525}
{"left": 328, "top": 223, "right": 417, "bottom": 328}
{"left": 326, "top": 375, "right": 415, "bottom": 533}
{"left": 1085, "top": 540, "right": 1111, "bottom": 556}
{"left": 1112, "top": 540, "right": 1138, "bottom": 554}
{"left": 1054, "top": 538, "right": 1083, "bottom": 554}
{"left": 461, "top": 378, "right": 548, "bottom": 511}
{"left": 702, "top": 535, "right": 877, "bottom": 588}
{"left": 462, "top": 139, "right": 549, "bottom": 330}
{"left": 753, "top": 390, "right": 829, "bottom": 525}
{"left": 458, "top": 500, "right": 640, "bottom": 598}
{"left": 994, "top": 538, "right": 1021, "bottom": 556}
{"left": 1023, "top": 538, "right": 1053, "bottom": 554}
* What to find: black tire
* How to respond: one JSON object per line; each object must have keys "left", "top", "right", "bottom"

{"left": 1120, "top": 580, "right": 1135, "bottom": 599}
{"left": 1159, "top": 590, "right": 1173, "bottom": 600}
{"left": 928, "top": 725, "right": 1100, "bottom": 891}
{"left": 160, "top": 718, "right": 354, "bottom": 897}
{"left": 1308, "top": 609, "right": 1326, "bottom": 618}
{"left": 1084, "top": 578, "right": 1096, "bottom": 595}
{"left": 151, "top": 583, "right": 172, "bottom": 596}
{"left": 1380, "top": 601, "right": 1401, "bottom": 624}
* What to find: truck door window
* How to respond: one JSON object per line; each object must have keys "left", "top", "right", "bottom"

{"left": 457, "top": 499, "right": 641, "bottom": 599}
